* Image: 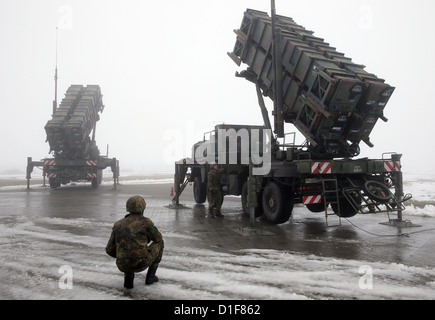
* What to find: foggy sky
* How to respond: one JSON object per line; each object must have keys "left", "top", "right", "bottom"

{"left": 1, "top": 0, "right": 434, "bottom": 175}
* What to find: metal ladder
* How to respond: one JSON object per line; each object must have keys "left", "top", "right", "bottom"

{"left": 321, "top": 177, "right": 342, "bottom": 227}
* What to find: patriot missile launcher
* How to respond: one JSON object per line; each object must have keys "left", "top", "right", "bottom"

{"left": 27, "top": 85, "right": 119, "bottom": 189}
{"left": 172, "top": 7, "right": 413, "bottom": 227}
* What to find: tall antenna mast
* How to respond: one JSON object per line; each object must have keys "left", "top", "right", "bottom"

{"left": 53, "top": 27, "right": 58, "bottom": 115}
{"left": 271, "top": 0, "right": 284, "bottom": 138}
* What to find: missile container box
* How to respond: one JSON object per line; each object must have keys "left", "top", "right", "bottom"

{"left": 228, "top": 9, "right": 395, "bottom": 158}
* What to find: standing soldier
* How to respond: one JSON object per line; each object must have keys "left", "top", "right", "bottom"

{"left": 207, "top": 163, "right": 224, "bottom": 217}
{"left": 106, "top": 195, "right": 164, "bottom": 289}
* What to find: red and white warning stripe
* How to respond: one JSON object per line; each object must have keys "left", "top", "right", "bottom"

{"left": 384, "top": 161, "right": 400, "bottom": 172}
{"left": 303, "top": 195, "right": 322, "bottom": 205}
{"left": 311, "top": 162, "right": 332, "bottom": 174}
{"left": 87, "top": 172, "right": 97, "bottom": 178}
{"left": 86, "top": 160, "right": 97, "bottom": 166}
{"left": 44, "top": 160, "right": 56, "bottom": 166}
{"left": 47, "top": 172, "right": 57, "bottom": 178}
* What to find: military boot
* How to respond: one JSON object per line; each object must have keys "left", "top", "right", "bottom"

{"left": 215, "top": 209, "right": 224, "bottom": 218}
{"left": 208, "top": 208, "right": 215, "bottom": 218}
{"left": 145, "top": 264, "right": 159, "bottom": 285}
{"left": 124, "top": 272, "right": 135, "bottom": 289}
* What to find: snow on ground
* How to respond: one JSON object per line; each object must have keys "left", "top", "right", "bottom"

{"left": 0, "top": 214, "right": 434, "bottom": 300}
{"left": 0, "top": 172, "right": 434, "bottom": 300}
{"left": 402, "top": 173, "right": 435, "bottom": 218}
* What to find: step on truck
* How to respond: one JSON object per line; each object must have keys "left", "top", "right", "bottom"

{"left": 27, "top": 85, "right": 119, "bottom": 189}
{"left": 172, "top": 7, "right": 412, "bottom": 225}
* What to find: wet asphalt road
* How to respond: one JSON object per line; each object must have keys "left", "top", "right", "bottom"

{"left": 2, "top": 180, "right": 434, "bottom": 269}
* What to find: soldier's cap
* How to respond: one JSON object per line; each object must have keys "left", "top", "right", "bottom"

{"left": 126, "top": 195, "right": 146, "bottom": 213}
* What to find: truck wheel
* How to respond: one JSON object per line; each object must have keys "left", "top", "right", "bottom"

{"left": 262, "top": 182, "right": 293, "bottom": 224}
{"left": 194, "top": 177, "right": 207, "bottom": 204}
{"left": 91, "top": 177, "right": 98, "bottom": 188}
{"left": 241, "top": 181, "right": 263, "bottom": 218}
{"left": 97, "top": 169, "right": 103, "bottom": 185}
{"left": 363, "top": 180, "right": 392, "bottom": 204}
{"left": 49, "top": 178, "right": 60, "bottom": 189}
{"left": 331, "top": 198, "right": 358, "bottom": 217}
{"left": 306, "top": 203, "right": 325, "bottom": 213}
{"left": 331, "top": 193, "right": 361, "bottom": 218}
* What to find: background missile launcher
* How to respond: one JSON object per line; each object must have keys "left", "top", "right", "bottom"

{"left": 28, "top": 85, "right": 119, "bottom": 189}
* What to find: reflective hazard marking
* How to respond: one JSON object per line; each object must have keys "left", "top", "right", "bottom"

{"left": 44, "top": 160, "right": 56, "bottom": 166}
{"left": 303, "top": 195, "right": 322, "bottom": 204}
{"left": 87, "top": 172, "right": 97, "bottom": 178}
{"left": 311, "top": 162, "right": 332, "bottom": 174}
{"left": 86, "top": 161, "right": 97, "bottom": 166}
{"left": 384, "top": 161, "right": 400, "bottom": 172}
{"left": 47, "top": 173, "right": 56, "bottom": 178}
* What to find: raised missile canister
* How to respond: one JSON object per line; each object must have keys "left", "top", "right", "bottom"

{"left": 229, "top": 9, "right": 394, "bottom": 158}
{"left": 45, "top": 85, "right": 104, "bottom": 158}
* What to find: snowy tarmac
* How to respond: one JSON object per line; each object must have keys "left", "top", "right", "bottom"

{"left": 0, "top": 173, "right": 434, "bottom": 301}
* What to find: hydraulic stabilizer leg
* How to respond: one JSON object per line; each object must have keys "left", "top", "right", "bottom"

{"left": 26, "top": 157, "right": 45, "bottom": 189}
{"left": 26, "top": 157, "right": 33, "bottom": 190}
{"left": 172, "top": 163, "right": 188, "bottom": 206}
{"left": 380, "top": 154, "right": 418, "bottom": 228}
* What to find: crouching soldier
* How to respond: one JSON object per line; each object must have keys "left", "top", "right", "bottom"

{"left": 106, "top": 195, "right": 164, "bottom": 289}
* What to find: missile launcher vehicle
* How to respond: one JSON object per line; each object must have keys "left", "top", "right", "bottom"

{"left": 27, "top": 85, "right": 119, "bottom": 189}
{"left": 171, "top": 7, "right": 412, "bottom": 227}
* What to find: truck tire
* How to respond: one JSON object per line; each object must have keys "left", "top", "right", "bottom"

{"left": 241, "top": 181, "right": 263, "bottom": 218}
{"left": 97, "top": 169, "right": 103, "bottom": 185}
{"left": 262, "top": 182, "right": 293, "bottom": 224}
{"left": 194, "top": 177, "right": 207, "bottom": 204}
{"left": 306, "top": 203, "right": 325, "bottom": 213}
{"left": 91, "top": 177, "right": 98, "bottom": 188}
{"left": 49, "top": 178, "right": 60, "bottom": 189}
{"left": 363, "top": 180, "right": 392, "bottom": 204}
{"left": 331, "top": 197, "right": 358, "bottom": 217}
{"left": 92, "top": 169, "right": 103, "bottom": 188}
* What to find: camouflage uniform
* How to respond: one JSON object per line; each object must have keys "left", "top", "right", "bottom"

{"left": 106, "top": 213, "right": 163, "bottom": 273}
{"left": 106, "top": 196, "right": 164, "bottom": 287}
{"left": 207, "top": 164, "right": 223, "bottom": 217}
